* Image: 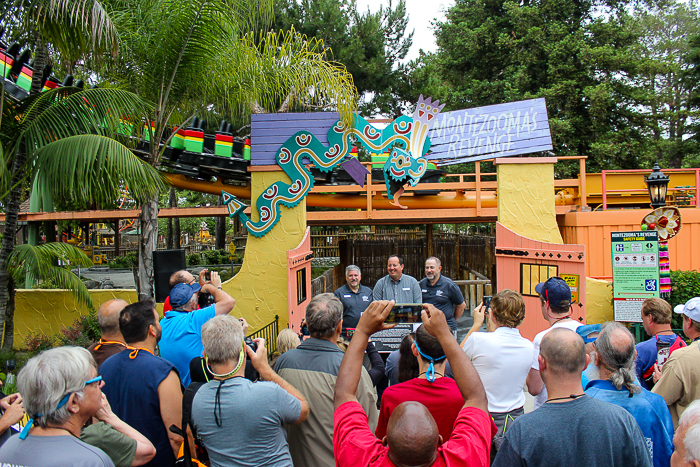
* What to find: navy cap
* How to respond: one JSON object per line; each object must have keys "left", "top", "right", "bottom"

{"left": 576, "top": 324, "right": 602, "bottom": 343}
{"left": 535, "top": 277, "right": 572, "bottom": 308}
{"left": 169, "top": 282, "right": 201, "bottom": 308}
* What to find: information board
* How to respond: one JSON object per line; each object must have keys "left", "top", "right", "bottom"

{"left": 611, "top": 231, "right": 660, "bottom": 322}
{"left": 371, "top": 323, "right": 422, "bottom": 353}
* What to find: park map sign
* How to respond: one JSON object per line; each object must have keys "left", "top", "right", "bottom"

{"left": 611, "top": 231, "right": 660, "bottom": 322}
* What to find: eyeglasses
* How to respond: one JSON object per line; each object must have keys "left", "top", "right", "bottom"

{"left": 19, "top": 375, "right": 103, "bottom": 440}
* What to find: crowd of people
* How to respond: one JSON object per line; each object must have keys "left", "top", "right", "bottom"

{"left": 0, "top": 254, "right": 698, "bottom": 467}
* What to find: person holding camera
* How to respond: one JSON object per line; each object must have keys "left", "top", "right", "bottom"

{"left": 159, "top": 271, "right": 236, "bottom": 386}
{"left": 461, "top": 289, "right": 534, "bottom": 461}
{"left": 191, "top": 315, "right": 308, "bottom": 467}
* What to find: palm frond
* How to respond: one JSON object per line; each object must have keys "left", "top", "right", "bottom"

{"left": 208, "top": 29, "right": 358, "bottom": 126}
{"left": 18, "top": 0, "right": 118, "bottom": 58}
{"left": 32, "top": 134, "right": 166, "bottom": 205}
{"left": 6, "top": 243, "right": 94, "bottom": 309}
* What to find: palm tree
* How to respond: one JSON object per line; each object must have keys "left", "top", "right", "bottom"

{"left": 100, "top": 0, "right": 358, "bottom": 299}
{"left": 0, "top": 84, "right": 165, "bottom": 349}
{"left": 0, "top": 0, "right": 166, "bottom": 350}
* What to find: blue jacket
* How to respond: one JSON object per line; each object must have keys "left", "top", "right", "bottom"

{"left": 585, "top": 379, "right": 674, "bottom": 467}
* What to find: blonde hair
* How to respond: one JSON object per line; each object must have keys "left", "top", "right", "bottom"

{"left": 276, "top": 328, "right": 300, "bottom": 354}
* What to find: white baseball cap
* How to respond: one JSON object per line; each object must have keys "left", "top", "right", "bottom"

{"left": 674, "top": 297, "right": 700, "bottom": 322}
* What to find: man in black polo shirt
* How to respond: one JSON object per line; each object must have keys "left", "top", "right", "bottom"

{"left": 334, "top": 265, "right": 373, "bottom": 333}
{"left": 420, "top": 257, "right": 465, "bottom": 334}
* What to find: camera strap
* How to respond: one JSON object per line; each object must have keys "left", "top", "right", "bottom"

{"left": 413, "top": 340, "right": 446, "bottom": 383}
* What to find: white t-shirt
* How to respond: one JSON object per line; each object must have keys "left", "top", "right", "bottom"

{"left": 531, "top": 319, "right": 582, "bottom": 410}
{"left": 463, "top": 327, "right": 535, "bottom": 413}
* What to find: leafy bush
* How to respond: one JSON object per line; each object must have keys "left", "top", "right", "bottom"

{"left": 202, "top": 249, "right": 233, "bottom": 265}
{"left": 187, "top": 253, "right": 201, "bottom": 266}
{"left": 669, "top": 270, "right": 700, "bottom": 330}
{"left": 25, "top": 332, "right": 56, "bottom": 356}
{"left": 108, "top": 252, "right": 137, "bottom": 269}
{"left": 55, "top": 310, "right": 101, "bottom": 348}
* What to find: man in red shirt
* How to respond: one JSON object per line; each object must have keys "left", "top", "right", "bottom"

{"left": 333, "top": 301, "right": 495, "bottom": 467}
{"left": 376, "top": 324, "right": 463, "bottom": 440}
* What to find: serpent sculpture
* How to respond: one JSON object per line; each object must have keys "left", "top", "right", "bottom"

{"left": 223, "top": 95, "right": 445, "bottom": 237}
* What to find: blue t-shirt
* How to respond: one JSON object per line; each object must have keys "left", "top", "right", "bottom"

{"left": 585, "top": 379, "right": 674, "bottom": 467}
{"left": 419, "top": 275, "right": 464, "bottom": 330}
{"left": 159, "top": 304, "right": 216, "bottom": 386}
{"left": 635, "top": 334, "right": 685, "bottom": 390}
{"left": 100, "top": 349, "right": 178, "bottom": 467}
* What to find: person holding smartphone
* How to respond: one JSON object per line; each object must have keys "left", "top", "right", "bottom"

{"left": 461, "top": 289, "right": 534, "bottom": 461}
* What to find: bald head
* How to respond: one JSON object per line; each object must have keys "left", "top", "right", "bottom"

{"left": 385, "top": 402, "right": 440, "bottom": 467}
{"left": 97, "top": 299, "right": 128, "bottom": 340}
{"left": 540, "top": 328, "right": 587, "bottom": 375}
{"left": 169, "top": 270, "right": 194, "bottom": 288}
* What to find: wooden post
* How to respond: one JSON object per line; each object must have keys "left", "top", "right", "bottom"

{"left": 579, "top": 157, "right": 588, "bottom": 209}
{"left": 475, "top": 161, "right": 482, "bottom": 216}
{"left": 113, "top": 221, "right": 120, "bottom": 257}
{"left": 426, "top": 224, "right": 433, "bottom": 260}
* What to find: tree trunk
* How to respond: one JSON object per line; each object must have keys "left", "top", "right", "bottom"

{"left": 215, "top": 195, "right": 226, "bottom": 250}
{"left": 0, "top": 148, "right": 27, "bottom": 350}
{"left": 30, "top": 33, "right": 47, "bottom": 96}
{"left": 138, "top": 195, "right": 159, "bottom": 300}
{"left": 166, "top": 188, "right": 176, "bottom": 250}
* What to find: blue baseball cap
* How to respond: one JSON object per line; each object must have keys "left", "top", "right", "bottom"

{"left": 169, "top": 282, "right": 201, "bottom": 308}
{"left": 576, "top": 324, "right": 602, "bottom": 343}
{"left": 535, "top": 277, "right": 572, "bottom": 309}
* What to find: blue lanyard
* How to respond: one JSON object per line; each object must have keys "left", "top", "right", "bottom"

{"left": 413, "top": 340, "right": 446, "bottom": 382}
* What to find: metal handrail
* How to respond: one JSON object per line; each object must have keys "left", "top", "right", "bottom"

{"left": 247, "top": 315, "right": 279, "bottom": 356}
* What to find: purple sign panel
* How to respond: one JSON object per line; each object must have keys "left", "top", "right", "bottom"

{"left": 427, "top": 98, "right": 553, "bottom": 165}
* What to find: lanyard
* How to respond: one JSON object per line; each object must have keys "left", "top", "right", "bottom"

{"left": 93, "top": 340, "right": 127, "bottom": 351}
{"left": 129, "top": 347, "right": 154, "bottom": 359}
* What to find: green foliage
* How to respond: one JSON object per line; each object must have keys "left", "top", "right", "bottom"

{"left": 55, "top": 310, "right": 101, "bottom": 348}
{"left": 187, "top": 253, "right": 201, "bottom": 267}
{"left": 24, "top": 332, "right": 56, "bottom": 356}
{"left": 669, "top": 270, "right": 700, "bottom": 329}
{"left": 108, "top": 252, "right": 137, "bottom": 269}
{"left": 202, "top": 249, "right": 233, "bottom": 265}
{"left": 6, "top": 243, "right": 95, "bottom": 310}
{"left": 273, "top": 0, "right": 413, "bottom": 116}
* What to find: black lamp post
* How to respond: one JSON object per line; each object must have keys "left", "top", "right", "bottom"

{"left": 645, "top": 162, "right": 670, "bottom": 209}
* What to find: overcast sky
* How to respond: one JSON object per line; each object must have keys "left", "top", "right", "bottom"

{"left": 355, "top": 0, "right": 455, "bottom": 62}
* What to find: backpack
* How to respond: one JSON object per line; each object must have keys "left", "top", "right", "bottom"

{"left": 170, "top": 382, "right": 208, "bottom": 467}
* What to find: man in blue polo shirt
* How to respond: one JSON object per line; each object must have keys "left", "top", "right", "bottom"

{"left": 419, "top": 257, "right": 465, "bottom": 333}
{"left": 159, "top": 271, "right": 235, "bottom": 385}
{"left": 334, "top": 265, "right": 373, "bottom": 333}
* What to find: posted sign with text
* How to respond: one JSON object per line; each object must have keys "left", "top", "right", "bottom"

{"left": 611, "top": 231, "right": 660, "bottom": 322}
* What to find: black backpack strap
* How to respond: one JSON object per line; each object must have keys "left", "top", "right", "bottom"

{"left": 170, "top": 381, "right": 205, "bottom": 467}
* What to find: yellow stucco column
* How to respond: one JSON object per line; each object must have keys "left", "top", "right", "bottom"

{"left": 494, "top": 157, "right": 563, "bottom": 244}
{"left": 223, "top": 170, "right": 306, "bottom": 333}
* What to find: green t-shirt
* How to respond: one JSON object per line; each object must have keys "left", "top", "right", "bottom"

{"left": 81, "top": 422, "right": 137, "bottom": 467}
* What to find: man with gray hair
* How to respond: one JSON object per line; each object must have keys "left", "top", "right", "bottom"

{"left": 0, "top": 347, "right": 114, "bottom": 466}
{"left": 585, "top": 322, "right": 674, "bottom": 467}
{"left": 672, "top": 399, "right": 700, "bottom": 467}
{"left": 191, "top": 315, "right": 308, "bottom": 466}
{"left": 275, "top": 293, "right": 377, "bottom": 467}
{"left": 334, "top": 265, "right": 373, "bottom": 333}
{"left": 493, "top": 328, "right": 652, "bottom": 466}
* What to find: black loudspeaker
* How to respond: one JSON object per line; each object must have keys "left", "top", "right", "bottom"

{"left": 153, "top": 250, "right": 186, "bottom": 303}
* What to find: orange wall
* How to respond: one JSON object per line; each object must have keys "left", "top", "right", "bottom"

{"left": 559, "top": 208, "right": 700, "bottom": 277}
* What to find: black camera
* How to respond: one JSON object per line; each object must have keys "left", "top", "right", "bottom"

{"left": 244, "top": 337, "right": 257, "bottom": 353}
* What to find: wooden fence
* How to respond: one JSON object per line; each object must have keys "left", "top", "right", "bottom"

{"left": 338, "top": 234, "right": 496, "bottom": 293}
{"left": 311, "top": 266, "right": 344, "bottom": 296}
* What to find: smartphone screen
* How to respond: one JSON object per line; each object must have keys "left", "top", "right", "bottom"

{"left": 385, "top": 304, "right": 423, "bottom": 323}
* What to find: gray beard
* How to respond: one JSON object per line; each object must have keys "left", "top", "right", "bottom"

{"left": 584, "top": 364, "right": 601, "bottom": 382}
